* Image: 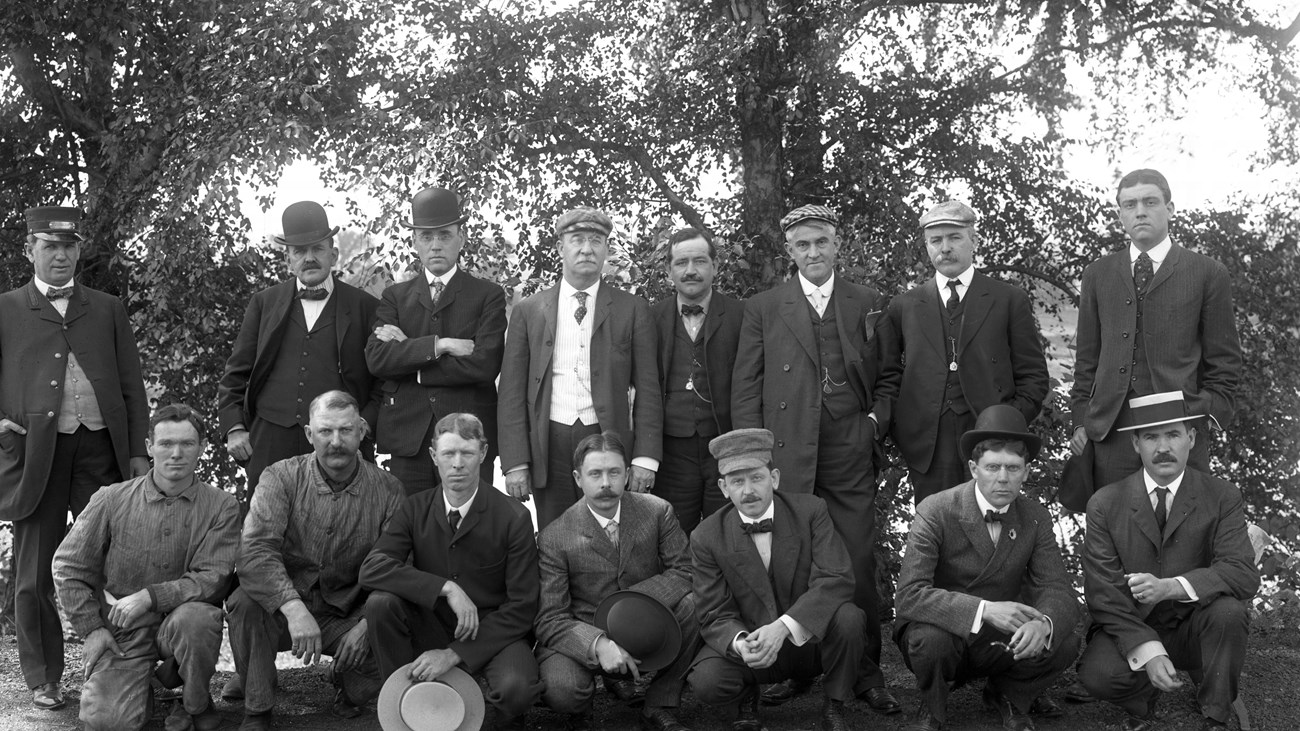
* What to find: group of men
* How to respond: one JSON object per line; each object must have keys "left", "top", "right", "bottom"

{"left": 1, "top": 164, "right": 1256, "bottom": 731}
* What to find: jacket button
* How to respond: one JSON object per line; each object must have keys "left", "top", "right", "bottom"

{"left": 545, "top": 340, "right": 553, "bottom": 347}
{"left": 779, "top": 402, "right": 787, "bottom": 409}
{"left": 47, "top": 411, "right": 54, "bottom": 417}
{"left": 1125, "top": 299, "right": 1132, "bottom": 305}
{"left": 1122, "top": 332, "right": 1129, "bottom": 338}
{"left": 1119, "top": 367, "right": 1127, "bottom": 374}
{"left": 54, "top": 353, "right": 62, "bottom": 359}
{"left": 50, "top": 380, "right": 57, "bottom": 387}
{"left": 776, "top": 440, "right": 784, "bottom": 448}
{"left": 782, "top": 364, "right": 791, "bottom": 372}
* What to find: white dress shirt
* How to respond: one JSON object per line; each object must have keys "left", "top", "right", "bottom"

{"left": 676, "top": 290, "right": 712, "bottom": 341}
{"left": 296, "top": 274, "right": 335, "bottom": 330}
{"left": 443, "top": 484, "right": 478, "bottom": 526}
{"left": 1129, "top": 237, "right": 1172, "bottom": 276}
{"left": 797, "top": 271, "right": 834, "bottom": 317}
{"left": 934, "top": 265, "right": 975, "bottom": 305}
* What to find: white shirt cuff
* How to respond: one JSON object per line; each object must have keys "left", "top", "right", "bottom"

{"left": 631, "top": 457, "right": 659, "bottom": 473}
{"left": 1175, "top": 576, "right": 1199, "bottom": 602}
{"left": 778, "top": 615, "right": 812, "bottom": 646}
{"left": 732, "top": 631, "right": 749, "bottom": 657}
{"left": 1128, "top": 640, "right": 1168, "bottom": 671}
{"left": 972, "top": 600, "right": 987, "bottom": 635}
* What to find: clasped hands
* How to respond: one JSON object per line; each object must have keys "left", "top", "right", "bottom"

{"left": 735, "top": 620, "right": 791, "bottom": 670}
{"left": 983, "top": 601, "right": 1051, "bottom": 660}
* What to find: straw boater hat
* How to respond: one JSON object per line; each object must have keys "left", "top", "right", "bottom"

{"left": 25, "top": 206, "right": 84, "bottom": 242}
{"left": 401, "top": 187, "right": 466, "bottom": 230}
{"left": 958, "top": 404, "right": 1042, "bottom": 462}
{"left": 273, "top": 201, "right": 339, "bottom": 246}
{"left": 1115, "top": 391, "right": 1201, "bottom": 432}
{"left": 377, "top": 664, "right": 485, "bottom": 731}
{"left": 593, "top": 590, "right": 682, "bottom": 673}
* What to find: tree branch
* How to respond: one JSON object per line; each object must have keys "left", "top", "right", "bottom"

{"left": 7, "top": 46, "right": 104, "bottom": 138}
{"left": 980, "top": 263, "right": 1078, "bottom": 306}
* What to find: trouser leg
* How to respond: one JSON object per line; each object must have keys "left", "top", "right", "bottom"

{"left": 538, "top": 651, "right": 597, "bottom": 715}
{"left": 226, "top": 586, "right": 289, "bottom": 714}
{"left": 644, "top": 593, "right": 701, "bottom": 710}
{"left": 1167, "top": 596, "right": 1249, "bottom": 723}
{"left": 898, "top": 621, "right": 964, "bottom": 721}
{"left": 537, "top": 420, "right": 600, "bottom": 530}
{"left": 910, "top": 409, "right": 976, "bottom": 505}
{"left": 481, "top": 639, "right": 543, "bottom": 720}
{"left": 157, "top": 602, "right": 225, "bottom": 716}
{"left": 80, "top": 613, "right": 163, "bottom": 731}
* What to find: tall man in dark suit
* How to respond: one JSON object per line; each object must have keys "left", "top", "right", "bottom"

{"left": 0, "top": 206, "right": 150, "bottom": 710}
{"left": 535, "top": 432, "right": 697, "bottom": 731}
{"left": 688, "top": 428, "right": 868, "bottom": 731}
{"left": 1079, "top": 392, "right": 1258, "bottom": 731}
{"left": 894, "top": 405, "right": 1079, "bottom": 731}
{"left": 218, "top": 200, "right": 380, "bottom": 502}
{"left": 362, "top": 412, "right": 541, "bottom": 730}
{"left": 731, "top": 204, "right": 899, "bottom": 713}
{"left": 1070, "top": 169, "right": 1242, "bottom": 489}
{"left": 652, "top": 227, "right": 744, "bottom": 533}
{"left": 498, "top": 206, "right": 662, "bottom": 529}
{"left": 878, "top": 201, "right": 1049, "bottom": 505}
{"left": 366, "top": 188, "right": 506, "bottom": 495}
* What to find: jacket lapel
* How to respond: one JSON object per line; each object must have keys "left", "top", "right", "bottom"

{"left": 1145, "top": 244, "right": 1180, "bottom": 296}
{"left": 333, "top": 277, "right": 353, "bottom": 348}
{"left": 958, "top": 274, "right": 993, "bottom": 350}
{"left": 1128, "top": 475, "right": 1164, "bottom": 549}
{"left": 581, "top": 505, "right": 620, "bottom": 568}
{"left": 958, "top": 482, "right": 997, "bottom": 564}
{"left": 769, "top": 499, "right": 801, "bottom": 611}
{"left": 27, "top": 282, "right": 66, "bottom": 326}
{"left": 538, "top": 286, "right": 559, "bottom": 381}
{"left": 703, "top": 291, "right": 726, "bottom": 342}
{"left": 1164, "top": 470, "right": 1199, "bottom": 540}
{"left": 452, "top": 481, "right": 493, "bottom": 539}
{"left": 656, "top": 299, "right": 677, "bottom": 382}
{"left": 726, "top": 511, "right": 779, "bottom": 619}
{"left": 918, "top": 281, "right": 946, "bottom": 357}
{"left": 591, "top": 284, "right": 612, "bottom": 335}
{"left": 777, "top": 281, "right": 818, "bottom": 365}
{"left": 432, "top": 270, "right": 461, "bottom": 317}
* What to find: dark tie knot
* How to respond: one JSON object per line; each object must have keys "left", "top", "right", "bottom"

{"left": 297, "top": 287, "right": 328, "bottom": 301}
{"left": 448, "top": 510, "right": 461, "bottom": 532}
{"left": 46, "top": 286, "right": 74, "bottom": 301}
{"left": 984, "top": 510, "right": 1004, "bottom": 524}
{"left": 742, "top": 518, "right": 773, "bottom": 535}
{"left": 681, "top": 304, "right": 704, "bottom": 318}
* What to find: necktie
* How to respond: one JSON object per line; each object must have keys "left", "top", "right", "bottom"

{"left": 809, "top": 289, "right": 826, "bottom": 317}
{"left": 945, "top": 279, "right": 961, "bottom": 312}
{"left": 430, "top": 278, "right": 445, "bottom": 306}
{"left": 741, "top": 518, "right": 773, "bottom": 535}
{"left": 983, "top": 510, "right": 1004, "bottom": 524}
{"left": 984, "top": 509, "right": 1004, "bottom": 544}
{"left": 1134, "top": 253, "right": 1154, "bottom": 294}
{"left": 681, "top": 303, "right": 704, "bottom": 318}
{"left": 298, "top": 287, "right": 328, "bottom": 301}
{"left": 574, "top": 291, "right": 589, "bottom": 324}
{"left": 604, "top": 520, "right": 619, "bottom": 547}
{"left": 46, "top": 286, "right": 74, "bottom": 301}
{"left": 448, "top": 509, "right": 461, "bottom": 533}
{"left": 1154, "top": 487, "right": 1169, "bottom": 532}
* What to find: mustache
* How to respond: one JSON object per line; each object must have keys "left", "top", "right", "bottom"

{"left": 1152, "top": 454, "right": 1178, "bottom": 463}
{"left": 596, "top": 488, "right": 618, "bottom": 499}
{"left": 741, "top": 494, "right": 761, "bottom": 503}
{"left": 679, "top": 274, "right": 703, "bottom": 282}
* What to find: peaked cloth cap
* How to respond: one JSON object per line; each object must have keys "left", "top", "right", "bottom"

{"left": 959, "top": 404, "right": 1042, "bottom": 462}
{"left": 709, "top": 428, "right": 774, "bottom": 475}
{"left": 593, "top": 590, "right": 682, "bottom": 673}
{"left": 401, "top": 187, "right": 466, "bottom": 230}
{"left": 554, "top": 207, "right": 612, "bottom": 238}
{"left": 25, "top": 206, "right": 84, "bottom": 242}
{"left": 780, "top": 204, "right": 839, "bottom": 232}
{"left": 274, "top": 201, "right": 340, "bottom": 247}
{"left": 377, "top": 664, "right": 485, "bottom": 731}
{"left": 918, "top": 200, "right": 978, "bottom": 230}
{"left": 1116, "top": 391, "right": 1201, "bottom": 432}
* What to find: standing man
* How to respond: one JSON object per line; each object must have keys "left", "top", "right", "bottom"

{"left": 227, "top": 391, "right": 404, "bottom": 730}
{"left": 53, "top": 405, "right": 240, "bottom": 731}
{"left": 1079, "top": 392, "right": 1258, "bottom": 730}
{"left": 218, "top": 200, "right": 381, "bottom": 502}
{"left": 894, "top": 405, "right": 1079, "bottom": 731}
{"left": 1070, "top": 169, "right": 1242, "bottom": 488}
{"left": 651, "top": 226, "right": 744, "bottom": 533}
{"left": 0, "top": 206, "right": 150, "bottom": 710}
{"left": 731, "top": 204, "right": 899, "bottom": 713}
{"left": 361, "top": 412, "right": 541, "bottom": 730}
{"left": 878, "top": 201, "right": 1049, "bottom": 505}
{"left": 366, "top": 187, "right": 507, "bottom": 495}
{"left": 534, "top": 432, "right": 697, "bottom": 731}
{"left": 498, "top": 206, "right": 662, "bottom": 529}
{"left": 688, "top": 428, "right": 867, "bottom": 731}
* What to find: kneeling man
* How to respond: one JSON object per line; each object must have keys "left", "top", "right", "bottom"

{"left": 54, "top": 405, "right": 240, "bottom": 730}
{"left": 535, "top": 431, "right": 698, "bottom": 731}
{"left": 894, "top": 405, "right": 1079, "bottom": 731}
{"left": 361, "top": 413, "right": 541, "bottom": 729}
{"left": 1079, "top": 392, "right": 1259, "bottom": 730}
{"left": 688, "top": 428, "right": 866, "bottom": 731}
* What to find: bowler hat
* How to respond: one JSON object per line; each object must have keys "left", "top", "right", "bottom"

{"left": 708, "top": 428, "right": 774, "bottom": 476}
{"left": 273, "top": 201, "right": 340, "bottom": 247}
{"left": 779, "top": 204, "right": 839, "bottom": 232}
{"left": 918, "top": 200, "right": 977, "bottom": 230}
{"left": 377, "top": 664, "right": 485, "bottom": 731}
{"left": 25, "top": 206, "right": 84, "bottom": 242}
{"left": 958, "top": 404, "right": 1042, "bottom": 463}
{"left": 401, "top": 187, "right": 466, "bottom": 230}
{"left": 593, "top": 590, "right": 682, "bottom": 673}
{"left": 1057, "top": 443, "right": 1095, "bottom": 514}
{"left": 555, "top": 207, "right": 612, "bottom": 238}
{"left": 1115, "top": 391, "right": 1201, "bottom": 432}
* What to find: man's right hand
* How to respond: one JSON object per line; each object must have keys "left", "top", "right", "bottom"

{"left": 442, "top": 582, "right": 480, "bottom": 642}
{"left": 1143, "top": 655, "right": 1183, "bottom": 692}
{"left": 594, "top": 636, "right": 640, "bottom": 681}
{"left": 505, "top": 470, "right": 531, "bottom": 502}
{"left": 82, "top": 627, "right": 122, "bottom": 678}
{"left": 436, "top": 338, "right": 475, "bottom": 358}
{"left": 1069, "top": 426, "right": 1088, "bottom": 456}
{"left": 227, "top": 429, "right": 252, "bottom": 462}
{"left": 983, "top": 601, "right": 1044, "bottom": 634}
{"left": 281, "top": 600, "right": 323, "bottom": 666}
{"left": 0, "top": 418, "right": 27, "bottom": 436}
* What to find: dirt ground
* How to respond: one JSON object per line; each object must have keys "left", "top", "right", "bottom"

{"left": 1, "top": 624, "right": 1296, "bottom": 730}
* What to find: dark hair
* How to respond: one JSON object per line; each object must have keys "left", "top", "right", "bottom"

{"left": 150, "top": 403, "right": 208, "bottom": 442}
{"left": 431, "top": 412, "right": 487, "bottom": 449}
{"left": 572, "top": 431, "right": 627, "bottom": 472}
{"left": 968, "top": 438, "right": 1028, "bottom": 464}
{"left": 664, "top": 227, "right": 716, "bottom": 265}
{"left": 1116, "top": 169, "right": 1172, "bottom": 204}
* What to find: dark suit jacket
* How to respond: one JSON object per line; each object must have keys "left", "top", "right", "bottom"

{"left": 217, "top": 275, "right": 380, "bottom": 434}
{"left": 731, "top": 276, "right": 889, "bottom": 493}
{"left": 878, "top": 272, "right": 1049, "bottom": 472}
{"left": 690, "top": 492, "right": 855, "bottom": 658}
{"left": 1084, "top": 468, "right": 1259, "bottom": 658}
{"left": 895, "top": 482, "right": 1078, "bottom": 642}
{"left": 535, "top": 492, "right": 691, "bottom": 665}
{"left": 359, "top": 481, "right": 538, "bottom": 672}
{"left": 1070, "top": 245, "right": 1241, "bottom": 438}
{"left": 497, "top": 282, "right": 662, "bottom": 487}
{"left": 651, "top": 289, "right": 745, "bottom": 436}
{"left": 0, "top": 281, "right": 149, "bottom": 521}
{"left": 365, "top": 269, "right": 506, "bottom": 457}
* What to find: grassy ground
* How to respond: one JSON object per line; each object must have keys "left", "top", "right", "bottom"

{"left": 2, "top": 622, "right": 1297, "bottom": 730}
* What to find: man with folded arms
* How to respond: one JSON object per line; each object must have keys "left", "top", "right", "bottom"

{"left": 361, "top": 413, "right": 541, "bottom": 729}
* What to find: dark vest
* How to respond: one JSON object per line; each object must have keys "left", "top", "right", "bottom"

{"left": 663, "top": 320, "right": 718, "bottom": 438}
{"left": 939, "top": 296, "right": 971, "bottom": 415}
{"left": 256, "top": 301, "right": 345, "bottom": 428}
{"left": 809, "top": 301, "right": 857, "bottom": 419}
{"left": 1130, "top": 279, "right": 1155, "bottom": 396}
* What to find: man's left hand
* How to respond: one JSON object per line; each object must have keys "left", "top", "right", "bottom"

{"left": 1126, "top": 573, "right": 1186, "bottom": 605}
{"left": 373, "top": 324, "right": 408, "bottom": 343}
{"left": 106, "top": 589, "right": 152, "bottom": 630}
{"left": 1008, "top": 617, "right": 1050, "bottom": 660}
{"left": 129, "top": 457, "right": 150, "bottom": 478}
{"left": 743, "top": 620, "right": 790, "bottom": 669}
{"left": 408, "top": 648, "right": 461, "bottom": 682}
{"left": 629, "top": 465, "right": 655, "bottom": 493}
{"left": 333, "top": 619, "right": 370, "bottom": 671}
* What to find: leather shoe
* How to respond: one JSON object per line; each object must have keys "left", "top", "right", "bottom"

{"left": 239, "top": 711, "right": 274, "bottom": 730}
{"left": 987, "top": 690, "right": 1035, "bottom": 731}
{"left": 222, "top": 673, "right": 245, "bottom": 701}
{"left": 331, "top": 688, "right": 364, "bottom": 719}
{"left": 1197, "top": 717, "right": 1228, "bottom": 729}
{"left": 641, "top": 708, "right": 690, "bottom": 731}
{"left": 1029, "top": 695, "right": 1063, "bottom": 717}
{"left": 902, "top": 706, "right": 944, "bottom": 731}
{"left": 858, "top": 685, "right": 902, "bottom": 715}
{"left": 760, "top": 677, "right": 812, "bottom": 706}
{"left": 1120, "top": 715, "right": 1158, "bottom": 731}
{"left": 605, "top": 676, "right": 645, "bottom": 706}
{"left": 1063, "top": 679, "right": 1095, "bottom": 703}
{"left": 190, "top": 702, "right": 225, "bottom": 731}
{"left": 733, "top": 687, "right": 765, "bottom": 731}
{"left": 821, "top": 699, "right": 850, "bottom": 731}
{"left": 32, "top": 683, "right": 65, "bottom": 711}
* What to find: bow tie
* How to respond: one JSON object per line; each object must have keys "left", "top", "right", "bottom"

{"left": 681, "top": 304, "right": 704, "bottom": 317}
{"left": 46, "top": 286, "right": 74, "bottom": 301}
{"left": 984, "top": 510, "right": 1005, "bottom": 524}
{"left": 741, "top": 518, "right": 773, "bottom": 535}
{"left": 297, "top": 287, "right": 328, "bottom": 301}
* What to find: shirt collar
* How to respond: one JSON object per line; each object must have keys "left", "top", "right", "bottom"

{"left": 797, "top": 271, "right": 834, "bottom": 298}
{"left": 296, "top": 274, "right": 335, "bottom": 294}
{"left": 559, "top": 276, "right": 600, "bottom": 303}
{"left": 442, "top": 486, "right": 479, "bottom": 517}
{"left": 973, "top": 485, "right": 1008, "bottom": 516}
{"left": 587, "top": 500, "right": 622, "bottom": 529}
{"left": 425, "top": 265, "right": 459, "bottom": 287}
{"left": 33, "top": 276, "right": 75, "bottom": 295}
{"left": 934, "top": 265, "right": 974, "bottom": 290}
{"left": 676, "top": 289, "right": 713, "bottom": 316}
{"left": 1143, "top": 468, "right": 1185, "bottom": 497}
{"left": 1130, "top": 237, "right": 1172, "bottom": 266}
{"left": 312, "top": 457, "right": 360, "bottom": 495}
{"left": 738, "top": 501, "right": 776, "bottom": 525}
{"left": 143, "top": 472, "right": 200, "bottom": 502}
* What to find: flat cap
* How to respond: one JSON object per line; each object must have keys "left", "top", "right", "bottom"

{"left": 25, "top": 206, "right": 84, "bottom": 242}
{"left": 709, "top": 428, "right": 774, "bottom": 476}
{"left": 918, "top": 200, "right": 977, "bottom": 230}
{"left": 555, "top": 207, "right": 613, "bottom": 238}
{"left": 780, "top": 204, "right": 839, "bottom": 232}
